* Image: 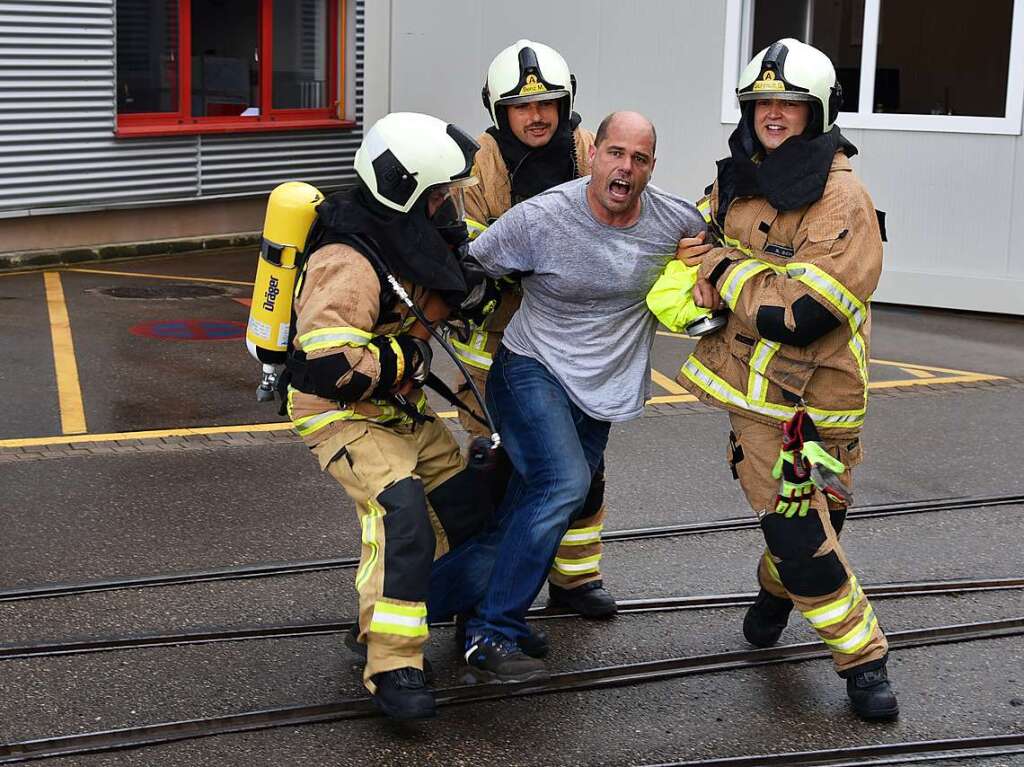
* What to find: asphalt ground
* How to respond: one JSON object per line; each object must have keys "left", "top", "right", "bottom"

{"left": 0, "top": 250, "right": 1023, "bottom": 765}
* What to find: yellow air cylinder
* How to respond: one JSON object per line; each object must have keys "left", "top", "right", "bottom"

{"left": 246, "top": 181, "right": 324, "bottom": 364}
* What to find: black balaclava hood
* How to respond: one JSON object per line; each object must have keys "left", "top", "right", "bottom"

{"left": 714, "top": 105, "right": 858, "bottom": 230}
{"left": 488, "top": 101, "right": 582, "bottom": 204}
{"left": 313, "top": 184, "right": 468, "bottom": 303}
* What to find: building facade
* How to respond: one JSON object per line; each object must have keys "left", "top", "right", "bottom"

{"left": 1, "top": 0, "right": 1022, "bottom": 315}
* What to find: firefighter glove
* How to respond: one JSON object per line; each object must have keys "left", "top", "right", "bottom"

{"left": 369, "top": 334, "right": 433, "bottom": 395}
{"left": 772, "top": 409, "right": 850, "bottom": 516}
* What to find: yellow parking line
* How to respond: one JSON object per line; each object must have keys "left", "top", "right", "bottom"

{"left": 64, "top": 267, "right": 254, "bottom": 287}
{"left": 43, "top": 272, "right": 87, "bottom": 435}
{"left": 0, "top": 368, "right": 1005, "bottom": 449}
{"left": 898, "top": 367, "right": 935, "bottom": 379}
{"left": 651, "top": 369, "right": 687, "bottom": 395}
{"left": 871, "top": 358, "right": 1001, "bottom": 376}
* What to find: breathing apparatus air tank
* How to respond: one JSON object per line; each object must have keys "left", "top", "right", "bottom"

{"left": 246, "top": 181, "right": 324, "bottom": 400}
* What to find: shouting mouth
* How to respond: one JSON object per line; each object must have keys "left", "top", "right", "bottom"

{"left": 608, "top": 177, "right": 632, "bottom": 202}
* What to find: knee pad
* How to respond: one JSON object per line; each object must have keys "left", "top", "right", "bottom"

{"left": 829, "top": 507, "right": 848, "bottom": 536}
{"left": 761, "top": 511, "right": 846, "bottom": 597}
{"left": 377, "top": 477, "right": 435, "bottom": 602}
{"left": 427, "top": 468, "right": 495, "bottom": 548}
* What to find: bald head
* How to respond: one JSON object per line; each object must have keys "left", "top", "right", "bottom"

{"left": 595, "top": 111, "right": 657, "bottom": 156}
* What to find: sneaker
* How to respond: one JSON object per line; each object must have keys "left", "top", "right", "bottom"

{"left": 463, "top": 633, "right": 550, "bottom": 684}
{"left": 370, "top": 667, "right": 436, "bottom": 720}
{"left": 548, "top": 580, "right": 618, "bottom": 619}
{"left": 454, "top": 614, "right": 550, "bottom": 659}
{"left": 344, "top": 626, "right": 434, "bottom": 682}
{"left": 846, "top": 663, "right": 899, "bottom": 721}
{"left": 742, "top": 588, "right": 793, "bottom": 648}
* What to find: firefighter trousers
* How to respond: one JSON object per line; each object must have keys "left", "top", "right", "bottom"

{"left": 458, "top": 366, "right": 606, "bottom": 589}
{"left": 727, "top": 412, "right": 888, "bottom": 675}
{"left": 317, "top": 415, "right": 494, "bottom": 692}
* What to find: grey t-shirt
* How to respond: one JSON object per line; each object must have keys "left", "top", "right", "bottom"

{"left": 469, "top": 176, "right": 705, "bottom": 421}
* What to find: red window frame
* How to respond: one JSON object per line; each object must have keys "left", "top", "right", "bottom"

{"left": 116, "top": 0, "right": 353, "bottom": 137}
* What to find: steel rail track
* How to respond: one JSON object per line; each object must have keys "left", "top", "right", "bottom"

{"left": 2, "top": 576, "right": 1021, "bottom": 661}
{"left": 642, "top": 733, "right": 1024, "bottom": 766}
{"left": 1, "top": 494, "right": 1020, "bottom": 605}
{"left": 1, "top": 617, "right": 1021, "bottom": 764}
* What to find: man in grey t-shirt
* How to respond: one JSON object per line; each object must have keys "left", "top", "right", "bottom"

{"left": 459, "top": 111, "right": 714, "bottom": 683}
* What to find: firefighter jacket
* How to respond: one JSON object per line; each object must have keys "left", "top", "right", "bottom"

{"left": 454, "top": 127, "right": 595, "bottom": 372}
{"left": 671, "top": 151, "right": 883, "bottom": 439}
{"left": 286, "top": 242, "right": 434, "bottom": 450}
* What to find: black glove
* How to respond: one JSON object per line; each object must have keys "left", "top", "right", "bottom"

{"left": 456, "top": 252, "right": 503, "bottom": 323}
{"left": 369, "top": 334, "right": 432, "bottom": 395}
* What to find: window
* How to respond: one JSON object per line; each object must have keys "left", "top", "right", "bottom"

{"left": 115, "top": 0, "right": 350, "bottom": 136}
{"left": 722, "top": 0, "right": 1024, "bottom": 134}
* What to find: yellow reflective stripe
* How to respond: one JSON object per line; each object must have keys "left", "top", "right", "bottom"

{"left": 291, "top": 405, "right": 356, "bottom": 437}
{"left": 785, "top": 263, "right": 866, "bottom": 333}
{"left": 553, "top": 553, "right": 602, "bottom": 575}
{"left": 465, "top": 217, "right": 489, "bottom": 241}
{"left": 821, "top": 604, "right": 877, "bottom": 653}
{"left": 720, "top": 260, "right": 771, "bottom": 308}
{"left": 369, "top": 602, "right": 429, "bottom": 638}
{"left": 297, "top": 326, "right": 373, "bottom": 353}
{"left": 560, "top": 524, "right": 603, "bottom": 546}
{"left": 451, "top": 327, "right": 492, "bottom": 371}
{"left": 722, "top": 234, "right": 753, "bottom": 256}
{"left": 680, "top": 356, "right": 864, "bottom": 428}
{"left": 802, "top": 576, "right": 864, "bottom": 629}
{"left": 355, "top": 500, "right": 383, "bottom": 591}
{"left": 747, "top": 339, "right": 780, "bottom": 402}
{"left": 763, "top": 552, "right": 783, "bottom": 585}
{"left": 696, "top": 196, "right": 712, "bottom": 223}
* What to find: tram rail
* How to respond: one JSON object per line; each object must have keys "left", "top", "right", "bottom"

{"left": 642, "top": 733, "right": 1024, "bottom": 766}
{"left": 2, "top": 576, "right": 1021, "bottom": 660}
{"left": 1, "top": 616, "right": 1021, "bottom": 764}
{"left": 2, "top": 493, "right": 1020, "bottom": 605}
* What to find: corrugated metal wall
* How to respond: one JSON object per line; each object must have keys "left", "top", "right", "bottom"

{"left": 0, "top": 0, "right": 363, "bottom": 218}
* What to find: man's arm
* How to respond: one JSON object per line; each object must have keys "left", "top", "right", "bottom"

{"left": 467, "top": 199, "right": 535, "bottom": 278}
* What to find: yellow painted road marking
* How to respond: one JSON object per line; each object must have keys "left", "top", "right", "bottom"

{"left": 871, "top": 358, "right": 1001, "bottom": 376}
{"left": 651, "top": 369, "right": 687, "bottom": 395}
{"left": 43, "top": 272, "right": 87, "bottom": 435}
{"left": 898, "top": 367, "right": 935, "bottom": 379}
{"left": 656, "top": 330, "right": 696, "bottom": 340}
{"left": 64, "top": 268, "right": 254, "bottom": 287}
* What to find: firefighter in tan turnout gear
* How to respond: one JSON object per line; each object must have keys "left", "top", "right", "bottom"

{"left": 283, "top": 112, "right": 496, "bottom": 721}
{"left": 453, "top": 39, "right": 616, "bottom": 618}
{"left": 650, "top": 39, "right": 898, "bottom": 720}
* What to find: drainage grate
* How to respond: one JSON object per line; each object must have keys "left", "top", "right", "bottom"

{"left": 90, "top": 285, "right": 230, "bottom": 300}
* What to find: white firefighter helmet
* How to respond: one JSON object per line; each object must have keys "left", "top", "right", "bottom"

{"left": 736, "top": 38, "right": 843, "bottom": 134}
{"left": 354, "top": 112, "right": 479, "bottom": 214}
{"left": 482, "top": 39, "right": 576, "bottom": 127}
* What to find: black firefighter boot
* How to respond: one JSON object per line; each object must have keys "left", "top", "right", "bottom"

{"left": 742, "top": 588, "right": 794, "bottom": 647}
{"left": 370, "top": 667, "right": 437, "bottom": 720}
{"left": 845, "top": 659, "right": 899, "bottom": 721}
{"left": 548, "top": 580, "right": 618, "bottom": 619}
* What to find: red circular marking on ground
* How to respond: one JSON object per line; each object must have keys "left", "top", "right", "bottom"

{"left": 129, "top": 319, "right": 246, "bottom": 341}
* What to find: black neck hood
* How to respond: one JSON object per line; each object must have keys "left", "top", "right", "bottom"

{"left": 488, "top": 110, "right": 582, "bottom": 203}
{"left": 313, "top": 186, "right": 468, "bottom": 302}
{"left": 714, "top": 110, "right": 858, "bottom": 229}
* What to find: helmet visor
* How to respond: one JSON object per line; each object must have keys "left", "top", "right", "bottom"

{"left": 426, "top": 184, "right": 471, "bottom": 227}
{"left": 498, "top": 90, "right": 569, "bottom": 108}
{"left": 737, "top": 90, "right": 815, "bottom": 104}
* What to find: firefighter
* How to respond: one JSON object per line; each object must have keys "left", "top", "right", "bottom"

{"left": 651, "top": 39, "right": 898, "bottom": 720}
{"left": 284, "top": 111, "right": 494, "bottom": 720}
{"left": 452, "top": 39, "right": 617, "bottom": 619}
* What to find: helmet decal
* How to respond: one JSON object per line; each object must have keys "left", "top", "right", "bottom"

{"left": 499, "top": 46, "right": 563, "bottom": 99}
{"left": 370, "top": 150, "right": 418, "bottom": 208}
{"left": 753, "top": 69, "right": 786, "bottom": 93}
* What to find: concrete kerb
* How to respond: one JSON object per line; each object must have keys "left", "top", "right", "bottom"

{"left": 0, "top": 232, "right": 261, "bottom": 272}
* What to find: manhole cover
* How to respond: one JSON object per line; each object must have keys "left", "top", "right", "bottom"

{"left": 92, "top": 285, "right": 229, "bottom": 299}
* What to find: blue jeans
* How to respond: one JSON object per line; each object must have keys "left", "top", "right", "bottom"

{"left": 466, "top": 347, "right": 610, "bottom": 643}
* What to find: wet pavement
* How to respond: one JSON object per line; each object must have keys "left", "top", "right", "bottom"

{"left": 1, "top": 250, "right": 1023, "bottom": 765}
